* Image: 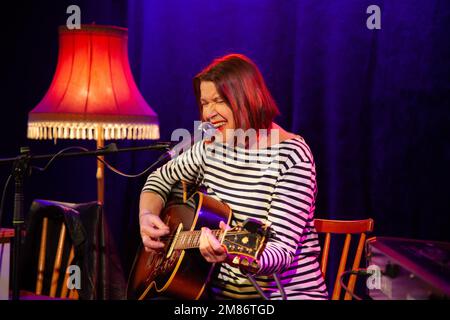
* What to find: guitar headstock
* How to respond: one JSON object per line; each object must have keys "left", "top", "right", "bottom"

{"left": 222, "top": 219, "right": 271, "bottom": 272}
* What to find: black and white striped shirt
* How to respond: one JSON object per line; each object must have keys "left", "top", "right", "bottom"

{"left": 143, "top": 136, "right": 328, "bottom": 300}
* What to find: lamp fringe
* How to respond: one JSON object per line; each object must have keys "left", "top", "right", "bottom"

{"left": 27, "top": 122, "right": 160, "bottom": 141}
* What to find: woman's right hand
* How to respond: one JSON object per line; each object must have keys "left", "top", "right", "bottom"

{"left": 139, "top": 212, "right": 170, "bottom": 252}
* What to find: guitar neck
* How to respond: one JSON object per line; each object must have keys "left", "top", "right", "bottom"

{"left": 173, "top": 229, "right": 223, "bottom": 250}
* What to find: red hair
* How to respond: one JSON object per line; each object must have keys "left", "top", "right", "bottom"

{"left": 193, "top": 54, "right": 279, "bottom": 130}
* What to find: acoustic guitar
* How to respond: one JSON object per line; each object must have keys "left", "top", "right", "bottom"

{"left": 127, "top": 184, "right": 271, "bottom": 300}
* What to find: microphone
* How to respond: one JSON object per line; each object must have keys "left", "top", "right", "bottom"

{"left": 156, "top": 121, "right": 216, "bottom": 162}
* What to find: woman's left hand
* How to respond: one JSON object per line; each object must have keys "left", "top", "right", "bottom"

{"left": 199, "top": 221, "right": 230, "bottom": 263}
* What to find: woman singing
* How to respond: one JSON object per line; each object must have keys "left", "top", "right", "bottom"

{"left": 139, "top": 54, "right": 328, "bottom": 300}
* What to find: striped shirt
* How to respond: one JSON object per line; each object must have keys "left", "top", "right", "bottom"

{"left": 143, "top": 136, "right": 328, "bottom": 300}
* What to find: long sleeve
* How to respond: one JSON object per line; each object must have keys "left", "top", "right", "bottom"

{"left": 142, "top": 140, "right": 206, "bottom": 204}
{"left": 205, "top": 137, "right": 327, "bottom": 299}
{"left": 256, "top": 155, "right": 317, "bottom": 275}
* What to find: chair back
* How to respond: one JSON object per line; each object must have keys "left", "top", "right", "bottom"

{"left": 314, "top": 218, "right": 374, "bottom": 300}
{"left": 35, "top": 216, "right": 78, "bottom": 299}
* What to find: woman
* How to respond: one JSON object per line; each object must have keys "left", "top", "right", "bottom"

{"left": 139, "top": 54, "right": 328, "bottom": 300}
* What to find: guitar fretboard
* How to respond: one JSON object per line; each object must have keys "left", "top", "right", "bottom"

{"left": 173, "top": 230, "right": 223, "bottom": 250}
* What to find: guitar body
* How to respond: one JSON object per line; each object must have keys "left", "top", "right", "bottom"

{"left": 127, "top": 190, "right": 232, "bottom": 300}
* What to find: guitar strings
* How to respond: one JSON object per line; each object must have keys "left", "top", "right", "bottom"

{"left": 158, "top": 230, "right": 250, "bottom": 243}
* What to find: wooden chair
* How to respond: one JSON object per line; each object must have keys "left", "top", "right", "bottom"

{"left": 34, "top": 217, "right": 79, "bottom": 299}
{"left": 20, "top": 199, "right": 126, "bottom": 300}
{"left": 314, "top": 218, "right": 374, "bottom": 300}
{"left": 21, "top": 215, "right": 79, "bottom": 300}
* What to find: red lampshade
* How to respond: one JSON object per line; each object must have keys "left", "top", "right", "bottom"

{"left": 28, "top": 25, "right": 159, "bottom": 141}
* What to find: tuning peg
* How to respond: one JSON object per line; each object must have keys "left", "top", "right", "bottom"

{"left": 240, "top": 258, "right": 249, "bottom": 267}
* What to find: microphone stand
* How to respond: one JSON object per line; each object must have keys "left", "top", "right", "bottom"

{"left": 0, "top": 141, "right": 171, "bottom": 300}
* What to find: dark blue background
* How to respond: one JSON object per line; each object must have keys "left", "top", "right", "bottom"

{"left": 1, "top": 0, "right": 449, "bottom": 294}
